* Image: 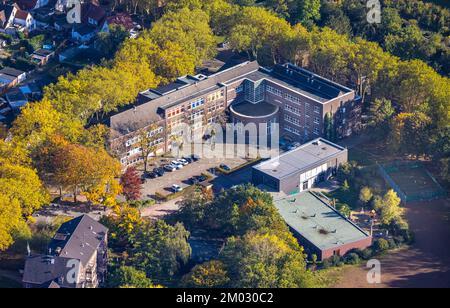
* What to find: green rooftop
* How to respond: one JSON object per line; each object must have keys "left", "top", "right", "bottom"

{"left": 274, "top": 192, "right": 370, "bottom": 251}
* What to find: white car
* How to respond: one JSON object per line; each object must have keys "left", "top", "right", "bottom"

{"left": 172, "top": 184, "right": 183, "bottom": 193}
{"left": 178, "top": 158, "right": 189, "bottom": 166}
{"left": 164, "top": 164, "right": 177, "bottom": 172}
{"left": 171, "top": 161, "right": 184, "bottom": 169}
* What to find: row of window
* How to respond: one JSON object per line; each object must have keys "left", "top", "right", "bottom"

{"left": 125, "top": 127, "right": 164, "bottom": 147}
{"left": 126, "top": 138, "right": 164, "bottom": 157}
{"left": 207, "top": 90, "right": 224, "bottom": 102}
{"left": 285, "top": 126, "right": 321, "bottom": 137}
{"left": 284, "top": 104, "right": 301, "bottom": 116}
{"left": 266, "top": 85, "right": 282, "bottom": 97}
{"left": 284, "top": 125, "right": 301, "bottom": 136}
{"left": 190, "top": 98, "right": 205, "bottom": 110}
{"left": 284, "top": 114, "right": 301, "bottom": 126}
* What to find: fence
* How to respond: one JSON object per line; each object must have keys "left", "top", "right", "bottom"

{"left": 378, "top": 161, "right": 447, "bottom": 203}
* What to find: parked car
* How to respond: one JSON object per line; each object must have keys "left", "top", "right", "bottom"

{"left": 154, "top": 167, "right": 165, "bottom": 177}
{"left": 191, "top": 154, "right": 200, "bottom": 161}
{"left": 178, "top": 158, "right": 189, "bottom": 166}
{"left": 172, "top": 184, "right": 183, "bottom": 193}
{"left": 220, "top": 164, "right": 231, "bottom": 171}
{"left": 164, "top": 164, "right": 177, "bottom": 172}
{"left": 147, "top": 172, "right": 158, "bottom": 179}
{"left": 189, "top": 177, "right": 200, "bottom": 185}
{"left": 196, "top": 175, "right": 208, "bottom": 182}
{"left": 182, "top": 156, "right": 193, "bottom": 163}
{"left": 171, "top": 161, "right": 184, "bottom": 169}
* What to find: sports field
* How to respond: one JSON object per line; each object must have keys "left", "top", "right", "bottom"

{"left": 381, "top": 162, "right": 446, "bottom": 202}
{"left": 387, "top": 165, "right": 443, "bottom": 197}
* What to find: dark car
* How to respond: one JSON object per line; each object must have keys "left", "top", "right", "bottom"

{"left": 191, "top": 154, "right": 200, "bottom": 161}
{"left": 154, "top": 167, "right": 165, "bottom": 177}
{"left": 147, "top": 172, "right": 158, "bottom": 179}
{"left": 196, "top": 175, "right": 208, "bottom": 182}
{"left": 189, "top": 177, "right": 200, "bottom": 185}
{"left": 220, "top": 164, "right": 231, "bottom": 171}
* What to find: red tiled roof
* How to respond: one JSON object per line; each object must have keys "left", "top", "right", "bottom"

{"left": 15, "top": 9, "right": 30, "bottom": 21}
{"left": 81, "top": 3, "right": 105, "bottom": 24}
{"left": 15, "top": 0, "right": 38, "bottom": 11}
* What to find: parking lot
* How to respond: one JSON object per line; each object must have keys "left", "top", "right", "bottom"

{"left": 140, "top": 155, "right": 249, "bottom": 199}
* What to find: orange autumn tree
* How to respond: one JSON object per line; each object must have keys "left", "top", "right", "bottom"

{"left": 52, "top": 142, "right": 121, "bottom": 205}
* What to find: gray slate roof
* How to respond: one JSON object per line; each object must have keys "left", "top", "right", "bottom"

{"left": 22, "top": 255, "right": 78, "bottom": 288}
{"left": 48, "top": 214, "right": 108, "bottom": 266}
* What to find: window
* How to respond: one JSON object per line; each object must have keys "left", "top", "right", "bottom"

{"left": 284, "top": 93, "right": 300, "bottom": 104}
{"left": 267, "top": 85, "right": 282, "bottom": 97}
{"left": 284, "top": 114, "right": 301, "bottom": 126}
{"left": 284, "top": 125, "right": 300, "bottom": 135}
{"left": 285, "top": 104, "right": 301, "bottom": 116}
{"left": 314, "top": 117, "right": 320, "bottom": 124}
{"left": 191, "top": 98, "right": 205, "bottom": 109}
{"left": 313, "top": 127, "right": 320, "bottom": 135}
{"left": 314, "top": 106, "right": 320, "bottom": 113}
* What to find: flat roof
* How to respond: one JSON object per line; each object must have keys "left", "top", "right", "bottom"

{"left": 253, "top": 138, "right": 347, "bottom": 180}
{"left": 274, "top": 191, "right": 370, "bottom": 251}
{"left": 230, "top": 101, "right": 279, "bottom": 118}
{"left": 0, "top": 67, "right": 25, "bottom": 78}
{"left": 226, "top": 64, "right": 353, "bottom": 104}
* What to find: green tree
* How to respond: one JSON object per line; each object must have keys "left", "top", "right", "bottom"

{"left": 219, "top": 232, "right": 313, "bottom": 288}
{"left": 374, "top": 190, "right": 404, "bottom": 225}
{"left": 367, "top": 98, "right": 395, "bottom": 133}
{"left": 359, "top": 187, "right": 373, "bottom": 205}
{"left": 181, "top": 260, "right": 230, "bottom": 288}
{"left": 296, "top": 0, "right": 321, "bottom": 28}
{"left": 129, "top": 220, "right": 191, "bottom": 282}
{"left": 0, "top": 193, "right": 22, "bottom": 251}
{"left": 107, "top": 266, "right": 153, "bottom": 288}
{"left": 148, "top": 8, "right": 217, "bottom": 66}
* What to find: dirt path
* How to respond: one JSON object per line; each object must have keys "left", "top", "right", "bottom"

{"left": 335, "top": 198, "right": 450, "bottom": 288}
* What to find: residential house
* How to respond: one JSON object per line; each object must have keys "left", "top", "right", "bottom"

{"left": 5, "top": 87, "right": 28, "bottom": 112}
{"left": 22, "top": 215, "right": 108, "bottom": 288}
{"left": 31, "top": 48, "right": 55, "bottom": 65}
{"left": 0, "top": 67, "right": 26, "bottom": 94}
{"left": 16, "top": 0, "right": 50, "bottom": 11}
{"left": 0, "top": 3, "right": 35, "bottom": 33}
{"left": 71, "top": 2, "right": 106, "bottom": 42}
{"left": 13, "top": 8, "right": 35, "bottom": 30}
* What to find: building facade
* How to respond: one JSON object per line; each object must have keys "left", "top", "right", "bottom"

{"left": 108, "top": 61, "right": 361, "bottom": 167}
{"left": 252, "top": 138, "right": 348, "bottom": 194}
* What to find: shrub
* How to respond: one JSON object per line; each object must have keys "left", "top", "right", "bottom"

{"left": 388, "top": 238, "right": 398, "bottom": 249}
{"left": 360, "top": 248, "right": 374, "bottom": 260}
{"left": 129, "top": 199, "right": 155, "bottom": 209}
{"left": 324, "top": 255, "right": 344, "bottom": 268}
{"left": 344, "top": 253, "right": 361, "bottom": 265}
{"left": 373, "top": 238, "right": 390, "bottom": 252}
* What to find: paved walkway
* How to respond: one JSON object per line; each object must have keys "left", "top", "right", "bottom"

{"left": 140, "top": 197, "right": 183, "bottom": 219}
